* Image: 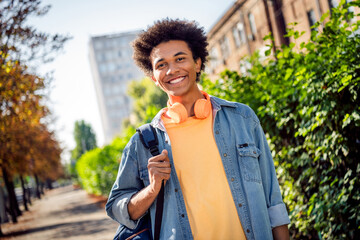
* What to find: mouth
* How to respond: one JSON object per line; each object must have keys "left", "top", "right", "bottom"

{"left": 168, "top": 76, "right": 186, "bottom": 84}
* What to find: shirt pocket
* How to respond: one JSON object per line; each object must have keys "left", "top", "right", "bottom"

{"left": 139, "top": 168, "right": 150, "bottom": 187}
{"left": 237, "top": 144, "right": 262, "bottom": 183}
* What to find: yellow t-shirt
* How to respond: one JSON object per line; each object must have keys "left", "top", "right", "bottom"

{"left": 162, "top": 108, "right": 246, "bottom": 240}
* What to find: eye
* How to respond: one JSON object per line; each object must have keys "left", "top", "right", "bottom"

{"left": 156, "top": 62, "right": 166, "bottom": 69}
{"left": 176, "top": 57, "right": 185, "bottom": 62}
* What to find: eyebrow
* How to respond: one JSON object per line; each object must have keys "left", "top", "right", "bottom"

{"left": 154, "top": 51, "right": 188, "bottom": 66}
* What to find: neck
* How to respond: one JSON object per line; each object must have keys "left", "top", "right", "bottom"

{"left": 168, "top": 89, "right": 204, "bottom": 117}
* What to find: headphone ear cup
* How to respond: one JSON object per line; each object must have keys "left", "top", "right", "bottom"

{"left": 194, "top": 98, "right": 211, "bottom": 119}
{"left": 167, "top": 102, "right": 188, "bottom": 124}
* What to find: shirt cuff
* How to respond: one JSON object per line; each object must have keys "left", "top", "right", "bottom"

{"left": 268, "top": 202, "right": 291, "bottom": 228}
{"left": 112, "top": 192, "right": 141, "bottom": 229}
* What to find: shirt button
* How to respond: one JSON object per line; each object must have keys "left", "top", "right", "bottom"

{"left": 215, "top": 130, "right": 219, "bottom": 134}
{"left": 246, "top": 229, "right": 250, "bottom": 233}
{"left": 223, "top": 153, "right": 227, "bottom": 157}
{"left": 253, "top": 151, "right": 256, "bottom": 154}
{"left": 238, "top": 203, "right": 242, "bottom": 207}
{"left": 175, "top": 189, "right": 178, "bottom": 192}
{"left": 181, "top": 214, "right": 185, "bottom": 218}
{"left": 231, "top": 178, "right": 235, "bottom": 182}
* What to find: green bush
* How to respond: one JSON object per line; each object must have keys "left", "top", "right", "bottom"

{"left": 76, "top": 128, "right": 135, "bottom": 196}
{"left": 202, "top": 1, "right": 359, "bottom": 239}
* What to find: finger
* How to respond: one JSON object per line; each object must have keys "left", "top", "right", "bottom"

{"left": 149, "top": 172, "right": 170, "bottom": 183}
{"left": 148, "top": 149, "right": 169, "bottom": 163}
{"left": 155, "top": 168, "right": 171, "bottom": 174}
{"left": 148, "top": 161, "right": 170, "bottom": 168}
{"left": 161, "top": 149, "right": 170, "bottom": 162}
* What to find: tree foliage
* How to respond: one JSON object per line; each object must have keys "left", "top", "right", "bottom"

{"left": 0, "top": 0, "right": 69, "bottom": 227}
{"left": 0, "top": 51, "right": 63, "bottom": 224}
{"left": 201, "top": 1, "right": 359, "bottom": 239}
{"left": 0, "top": 0, "right": 70, "bottom": 65}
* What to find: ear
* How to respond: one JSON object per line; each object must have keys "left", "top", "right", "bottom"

{"left": 151, "top": 76, "right": 159, "bottom": 86}
{"left": 195, "top": 58, "right": 202, "bottom": 73}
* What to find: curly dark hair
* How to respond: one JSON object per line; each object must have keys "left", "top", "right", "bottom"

{"left": 132, "top": 18, "right": 209, "bottom": 79}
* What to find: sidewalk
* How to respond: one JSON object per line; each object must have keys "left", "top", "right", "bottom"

{"left": 1, "top": 185, "right": 119, "bottom": 240}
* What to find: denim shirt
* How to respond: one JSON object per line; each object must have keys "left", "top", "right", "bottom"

{"left": 106, "top": 96, "right": 290, "bottom": 240}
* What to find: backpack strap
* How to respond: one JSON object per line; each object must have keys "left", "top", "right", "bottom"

{"left": 136, "top": 124, "right": 164, "bottom": 240}
{"left": 137, "top": 124, "right": 160, "bottom": 156}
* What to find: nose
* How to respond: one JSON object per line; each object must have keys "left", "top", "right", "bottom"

{"left": 166, "top": 62, "right": 179, "bottom": 75}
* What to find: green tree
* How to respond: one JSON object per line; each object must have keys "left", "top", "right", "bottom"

{"left": 71, "top": 120, "right": 97, "bottom": 160}
{"left": 70, "top": 120, "right": 97, "bottom": 180}
{"left": 127, "top": 77, "right": 167, "bottom": 125}
{"left": 202, "top": 1, "right": 359, "bottom": 239}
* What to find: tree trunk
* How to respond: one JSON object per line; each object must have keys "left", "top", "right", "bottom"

{"left": 34, "top": 174, "right": 41, "bottom": 199}
{"left": 19, "top": 175, "right": 29, "bottom": 211}
{"left": 27, "top": 186, "right": 32, "bottom": 205}
{"left": 1, "top": 167, "right": 19, "bottom": 223}
{"left": 46, "top": 179, "right": 53, "bottom": 190}
{"left": 40, "top": 182, "right": 44, "bottom": 195}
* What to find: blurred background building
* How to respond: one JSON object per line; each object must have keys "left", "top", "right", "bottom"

{"left": 88, "top": 30, "right": 143, "bottom": 144}
{"left": 205, "top": 0, "right": 358, "bottom": 80}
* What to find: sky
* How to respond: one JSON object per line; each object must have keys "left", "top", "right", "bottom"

{"left": 27, "top": 0, "right": 235, "bottom": 162}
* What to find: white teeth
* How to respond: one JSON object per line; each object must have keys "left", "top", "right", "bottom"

{"left": 169, "top": 77, "right": 185, "bottom": 84}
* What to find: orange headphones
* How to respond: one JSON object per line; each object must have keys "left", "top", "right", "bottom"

{"left": 165, "top": 91, "right": 211, "bottom": 124}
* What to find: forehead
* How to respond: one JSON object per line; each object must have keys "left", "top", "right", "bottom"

{"left": 150, "top": 40, "right": 192, "bottom": 63}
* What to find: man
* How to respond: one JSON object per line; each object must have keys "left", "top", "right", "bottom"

{"left": 106, "top": 19, "right": 290, "bottom": 239}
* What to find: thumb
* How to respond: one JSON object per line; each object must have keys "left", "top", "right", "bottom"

{"left": 161, "top": 149, "right": 168, "bottom": 156}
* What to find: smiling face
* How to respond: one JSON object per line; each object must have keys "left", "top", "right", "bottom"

{"left": 150, "top": 40, "right": 202, "bottom": 99}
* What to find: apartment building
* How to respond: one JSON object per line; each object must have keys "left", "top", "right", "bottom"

{"left": 89, "top": 30, "right": 143, "bottom": 144}
{"left": 206, "top": 0, "right": 358, "bottom": 79}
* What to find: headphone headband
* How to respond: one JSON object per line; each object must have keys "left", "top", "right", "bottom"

{"left": 165, "top": 91, "right": 211, "bottom": 124}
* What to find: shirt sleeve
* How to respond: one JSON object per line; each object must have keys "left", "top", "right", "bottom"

{"left": 105, "top": 138, "right": 146, "bottom": 229}
{"left": 254, "top": 116, "right": 291, "bottom": 228}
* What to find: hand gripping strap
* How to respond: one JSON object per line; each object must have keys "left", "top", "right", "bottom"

{"left": 136, "top": 124, "right": 163, "bottom": 240}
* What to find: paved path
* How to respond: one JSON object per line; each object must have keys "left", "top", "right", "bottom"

{"left": 1, "top": 185, "right": 119, "bottom": 240}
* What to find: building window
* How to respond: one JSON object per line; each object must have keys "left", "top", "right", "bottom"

{"left": 209, "top": 47, "right": 220, "bottom": 70}
{"left": 248, "top": 13, "right": 257, "bottom": 40}
{"left": 107, "top": 63, "right": 116, "bottom": 72}
{"left": 97, "top": 53, "right": 106, "bottom": 62}
{"left": 94, "top": 41, "right": 103, "bottom": 50}
{"left": 232, "top": 22, "right": 246, "bottom": 47}
{"left": 219, "top": 36, "right": 230, "bottom": 60}
{"left": 238, "top": 23, "right": 247, "bottom": 44}
{"left": 103, "top": 85, "right": 112, "bottom": 96}
{"left": 232, "top": 26, "right": 241, "bottom": 47}
{"left": 99, "top": 64, "right": 107, "bottom": 74}
{"left": 307, "top": 9, "right": 317, "bottom": 31}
